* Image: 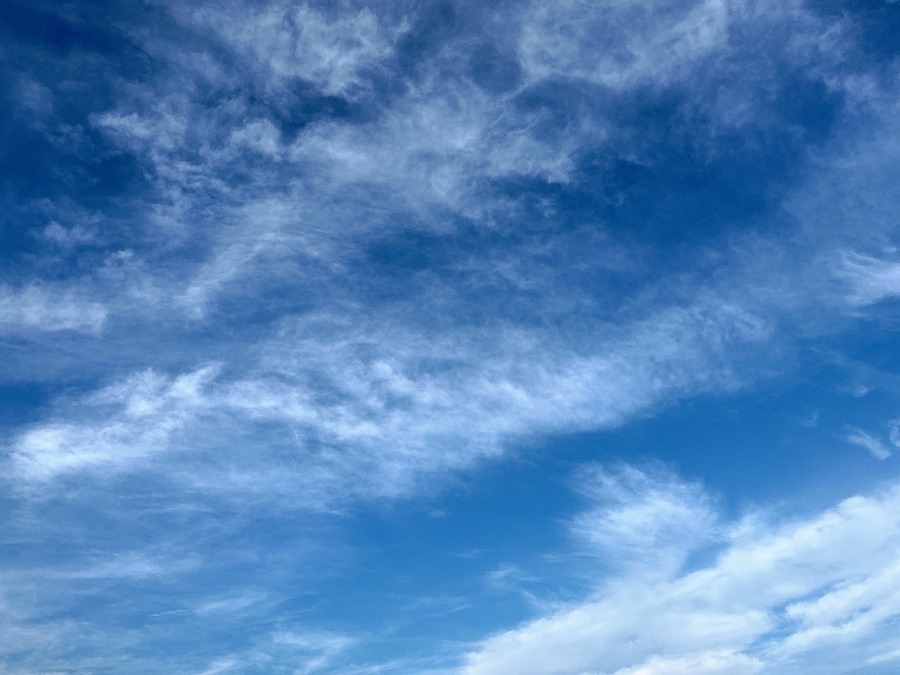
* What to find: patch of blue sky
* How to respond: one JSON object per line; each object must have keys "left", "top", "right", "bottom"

{"left": 1, "top": 0, "right": 899, "bottom": 672}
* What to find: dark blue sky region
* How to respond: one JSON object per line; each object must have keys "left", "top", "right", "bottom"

{"left": 1, "top": 1, "right": 899, "bottom": 673}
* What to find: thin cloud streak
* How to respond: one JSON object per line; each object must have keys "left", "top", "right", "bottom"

{"left": 846, "top": 426, "right": 892, "bottom": 460}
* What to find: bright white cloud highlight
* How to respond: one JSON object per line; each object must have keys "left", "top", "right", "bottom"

{"left": 10, "top": 365, "right": 219, "bottom": 480}
{"left": 465, "top": 467, "right": 900, "bottom": 675}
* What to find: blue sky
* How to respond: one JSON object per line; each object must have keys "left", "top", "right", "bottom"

{"left": 1, "top": 0, "right": 899, "bottom": 672}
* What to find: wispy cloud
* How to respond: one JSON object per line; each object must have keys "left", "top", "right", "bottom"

{"left": 841, "top": 252, "right": 900, "bottom": 308}
{"left": 846, "top": 426, "right": 893, "bottom": 460}
{"left": 194, "top": 657, "right": 240, "bottom": 675}
{"left": 464, "top": 466, "right": 900, "bottom": 674}
{"left": 175, "top": 1, "right": 404, "bottom": 98}
{"left": 0, "top": 284, "right": 106, "bottom": 334}
{"left": 273, "top": 631, "right": 359, "bottom": 674}
{"left": 58, "top": 0, "right": 873, "bottom": 329}
{"left": 191, "top": 629, "right": 359, "bottom": 675}
{"left": 9, "top": 365, "right": 219, "bottom": 481}
{"left": 0, "top": 1, "right": 898, "bottom": 671}
{"left": 9, "top": 287, "right": 773, "bottom": 505}
{"left": 519, "top": 0, "right": 733, "bottom": 88}
{"left": 570, "top": 464, "right": 719, "bottom": 574}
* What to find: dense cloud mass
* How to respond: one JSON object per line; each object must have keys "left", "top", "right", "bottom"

{"left": 0, "top": 0, "right": 898, "bottom": 672}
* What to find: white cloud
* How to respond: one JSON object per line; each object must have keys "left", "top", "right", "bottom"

{"left": 46, "top": 551, "right": 199, "bottom": 580}
{"left": 464, "top": 468, "right": 900, "bottom": 674}
{"left": 72, "top": 0, "right": 888, "bottom": 326}
{"left": 846, "top": 427, "right": 892, "bottom": 460}
{"left": 191, "top": 629, "right": 359, "bottom": 675}
{"left": 82, "top": 2, "right": 619, "bottom": 318}
{"left": 484, "top": 565, "right": 540, "bottom": 604}
{"left": 7, "top": 68, "right": 898, "bottom": 514}
{"left": 42, "top": 221, "right": 96, "bottom": 248}
{"left": 194, "top": 592, "right": 269, "bottom": 616}
{"left": 570, "top": 465, "right": 718, "bottom": 574}
{"left": 519, "top": 0, "right": 732, "bottom": 89}
{"left": 91, "top": 69, "right": 591, "bottom": 317}
{"left": 195, "top": 657, "right": 240, "bottom": 675}
{"left": 841, "top": 252, "right": 900, "bottom": 308}
{"left": 203, "top": 294, "right": 771, "bottom": 503}
{"left": 2, "top": 2, "right": 899, "bottom": 674}
{"left": 0, "top": 284, "right": 106, "bottom": 334}
{"left": 2, "top": 275, "right": 774, "bottom": 504}
{"left": 290, "top": 77, "right": 590, "bottom": 208}
{"left": 175, "top": 1, "right": 403, "bottom": 98}
{"left": 16, "top": 76, "right": 54, "bottom": 117}
{"left": 613, "top": 651, "right": 764, "bottom": 675}
{"left": 271, "top": 630, "right": 358, "bottom": 674}
{"left": 9, "top": 365, "right": 219, "bottom": 481}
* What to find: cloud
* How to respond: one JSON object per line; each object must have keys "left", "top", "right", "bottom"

{"left": 1, "top": 264, "right": 778, "bottom": 505}
{"left": 0, "top": 1, "right": 898, "bottom": 673}
{"left": 464, "top": 467, "right": 900, "bottom": 674}
{"left": 0, "top": 284, "right": 106, "bottom": 334}
{"left": 195, "top": 657, "right": 240, "bottom": 675}
{"left": 273, "top": 631, "right": 358, "bottom": 674}
{"left": 9, "top": 550, "right": 202, "bottom": 582}
{"left": 192, "top": 630, "right": 359, "bottom": 675}
{"left": 193, "top": 592, "right": 269, "bottom": 616}
{"left": 614, "top": 651, "right": 764, "bottom": 675}
{"left": 841, "top": 252, "right": 900, "bottom": 308}
{"left": 197, "top": 291, "right": 774, "bottom": 503}
{"left": 846, "top": 426, "right": 892, "bottom": 460}
{"left": 42, "top": 221, "right": 96, "bottom": 248}
{"left": 484, "top": 565, "right": 540, "bottom": 604}
{"left": 570, "top": 464, "right": 718, "bottom": 574}
{"left": 9, "top": 365, "right": 220, "bottom": 481}
{"left": 15, "top": 0, "right": 880, "bottom": 333}
{"left": 173, "top": 1, "right": 404, "bottom": 98}
{"left": 1, "top": 0, "right": 896, "bottom": 514}
{"left": 518, "top": 0, "right": 732, "bottom": 88}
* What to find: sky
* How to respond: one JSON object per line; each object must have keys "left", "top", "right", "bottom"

{"left": 0, "top": 0, "right": 899, "bottom": 673}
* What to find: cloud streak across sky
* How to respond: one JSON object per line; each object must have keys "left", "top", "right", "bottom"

{"left": 0, "top": 0, "right": 898, "bottom": 672}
